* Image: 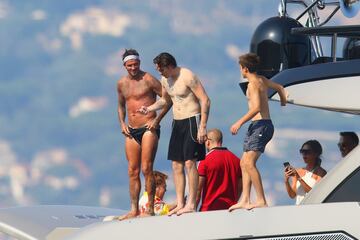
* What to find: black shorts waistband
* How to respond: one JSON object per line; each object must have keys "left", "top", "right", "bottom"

{"left": 173, "top": 114, "right": 201, "bottom": 123}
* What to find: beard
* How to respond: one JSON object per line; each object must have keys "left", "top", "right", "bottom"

{"left": 128, "top": 69, "right": 140, "bottom": 78}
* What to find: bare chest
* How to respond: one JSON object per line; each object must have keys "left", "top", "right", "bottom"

{"left": 164, "top": 78, "right": 191, "bottom": 98}
{"left": 121, "top": 80, "right": 153, "bottom": 100}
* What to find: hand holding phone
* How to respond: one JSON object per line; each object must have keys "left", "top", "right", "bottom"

{"left": 283, "top": 162, "right": 290, "bottom": 168}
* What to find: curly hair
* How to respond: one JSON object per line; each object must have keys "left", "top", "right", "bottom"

{"left": 153, "top": 170, "right": 168, "bottom": 187}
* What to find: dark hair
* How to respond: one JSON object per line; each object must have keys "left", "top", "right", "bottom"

{"left": 340, "top": 132, "right": 359, "bottom": 146}
{"left": 122, "top": 49, "right": 139, "bottom": 60}
{"left": 153, "top": 52, "right": 177, "bottom": 68}
{"left": 239, "top": 53, "right": 260, "bottom": 73}
{"left": 302, "top": 140, "right": 323, "bottom": 166}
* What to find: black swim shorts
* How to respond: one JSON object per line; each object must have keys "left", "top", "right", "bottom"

{"left": 168, "top": 114, "right": 205, "bottom": 161}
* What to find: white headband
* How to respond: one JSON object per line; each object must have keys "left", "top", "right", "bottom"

{"left": 123, "top": 55, "right": 140, "bottom": 63}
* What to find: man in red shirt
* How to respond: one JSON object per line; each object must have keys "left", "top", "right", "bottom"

{"left": 196, "top": 129, "right": 242, "bottom": 211}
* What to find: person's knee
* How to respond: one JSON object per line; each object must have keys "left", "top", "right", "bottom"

{"left": 240, "top": 159, "right": 247, "bottom": 169}
{"left": 172, "top": 162, "right": 184, "bottom": 174}
{"left": 141, "top": 164, "right": 153, "bottom": 177}
{"left": 128, "top": 167, "right": 140, "bottom": 178}
{"left": 241, "top": 159, "right": 256, "bottom": 171}
{"left": 185, "top": 160, "right": 196, "bottom": 170}
{"left": 246, "top": 163, "right": 257, "bottom": 172}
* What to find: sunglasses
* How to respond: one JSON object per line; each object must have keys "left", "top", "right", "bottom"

{"left": 299, "top": 149, "right": 313, "bottom": 155}
{"left": 337, "top": 143, "right": 348, "bottom": 149}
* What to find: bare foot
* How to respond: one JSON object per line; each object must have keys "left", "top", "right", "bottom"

{"left": 117, "top": 211, "right": 139, "bottom": 220}
{"left": 139, "top": 211, "right": 155, "bottom": 218}
{"left": 248, "top": 202, "right": 268, "bottom": 209}
{"left": 167, "top": 206, "right": 183, "bottom": 216}
{"left": 228, "top": 202, "right": 252, "bottom": 212}
{"left": 176, "top": 206, "right": 195, "bottom": 216}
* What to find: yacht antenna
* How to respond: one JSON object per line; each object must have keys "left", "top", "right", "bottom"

{"left": 282, "top": 0, "right": 360, "bottom": 59}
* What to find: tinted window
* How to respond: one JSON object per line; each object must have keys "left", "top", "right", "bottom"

{"left": 325, "top": 167, "right": 360, "bottom": 202}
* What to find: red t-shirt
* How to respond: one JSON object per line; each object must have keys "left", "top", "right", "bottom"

{"left": 198, "top": 147, "right": 241, "bottom": 211}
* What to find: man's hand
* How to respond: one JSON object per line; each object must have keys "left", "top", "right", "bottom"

{"left": 197, "top": 125, "right": 207, "bottom": 144}
{"left": 137, "top": 106, "right": 149, "bottom": 115}
{"left": 230, "top": 122, "right": 241, "bottom": 135}
{"left": 121, "top": 123, "right": 131, "bottom": 138}
{"left": 281, "top": 90, "right": 289, "bottom": 106}
{"left": 145, "top": 118, "right": 160, "bottom": 130}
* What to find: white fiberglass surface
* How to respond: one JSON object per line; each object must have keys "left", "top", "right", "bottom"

{"left": 272, "top": 76, "right": 360, "bottom": 111}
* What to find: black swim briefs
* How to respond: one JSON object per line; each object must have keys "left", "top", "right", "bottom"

{"left": 129, "top": 126, "right": 160, "bottom": 145}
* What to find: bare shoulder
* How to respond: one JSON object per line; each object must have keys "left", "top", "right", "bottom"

{"left": 261, "top": 75, "right": 282, "bottom": 89}
{"left": 181, "top": 67, "right": 199, "bottom": 86}
{"left": 181, "top": 68, "right": 197, "bottom": 81}
{"left": 144, "top": 72, "right": 160, "bottom": 84}
{"left": 259, "top": 75, "right": 271, "bottom": 85}
{"left": 117, "top": 76, "right": 127, "bottom": 89}
{"left": 144, "top": 72, "right": 158, "bottom": 81}
{"left": 181, "top": 67, "right": 194, "bottom": 77}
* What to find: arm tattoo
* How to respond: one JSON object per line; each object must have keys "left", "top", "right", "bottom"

{"left": 189, "top": 78, "right": 198, "bottom": 88}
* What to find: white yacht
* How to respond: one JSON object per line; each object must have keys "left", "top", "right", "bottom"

{"left": 1, "top": 0, "right": 359, "bottom": 239}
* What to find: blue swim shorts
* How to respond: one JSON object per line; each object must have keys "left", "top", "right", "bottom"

{"left": 243, "top": 119, "right": 274, "bottom": 153}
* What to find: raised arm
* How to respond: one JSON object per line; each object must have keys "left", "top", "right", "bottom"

{"left": 188, "top": 74, "right": 211, "bottom": 143}
{"left": 265, "top": 78, "right": 287, "bottom": 106}
{"left": 284, "top": 166, "right": 297, "bottom": 199}
{"left": 148, "top": 75, "right": 173, "bottom": 125}
{"left": 144, "top": 84, "right": 172, "bottom": 113}
{"left": 138, "top": 81, "right": 173, "bottom": 130}
{"left": 150, "top": 85, "right": 173, "bottom": 128}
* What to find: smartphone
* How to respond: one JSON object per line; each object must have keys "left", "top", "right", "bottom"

{"left": 283, "top": 162, "right": 290, "bottom": 168}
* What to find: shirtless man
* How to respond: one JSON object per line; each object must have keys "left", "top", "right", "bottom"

{"left": 138, "top": 52, "right": 210, "bottom": 215}
{"left": 229, "top": 53, "right": 287, "bottom": 210}
{"left": 117, "top": 49, "right": 170, "bottom": 220}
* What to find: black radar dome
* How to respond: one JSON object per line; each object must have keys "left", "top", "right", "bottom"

{"left": 250, "top": 16, "right": 311, "bottom": 78}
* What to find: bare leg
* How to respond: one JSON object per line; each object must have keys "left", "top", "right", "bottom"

{"left": 245, "top": 151, "right": 267, "bottom": 209}
{"left": 121, "top": 137, "right": 141, "bottom": 220}
{"left": 140, "top": 130, "right": 158, "bottom": 216}
{"left": 177, "top": 159, "right": 198, "bottom": 215}
{"left": 229, "top": 152, "right": 252, "bottom": 211}
{"left": 230, "top": 151, "right": 267, "bottom": 210}
{"left": 168, "top": 160, "right": 185, "bottom": 216}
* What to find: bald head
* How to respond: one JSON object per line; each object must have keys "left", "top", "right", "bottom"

{"left": 206, "top": 129, "right": 223, "bottom": 151}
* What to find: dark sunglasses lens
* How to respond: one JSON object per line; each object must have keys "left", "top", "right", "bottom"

{"left": 299, "top": 149, "right": 311, "bottom": 154}
{"left": 338, "top": 143, "right": 346, "bottom": 149}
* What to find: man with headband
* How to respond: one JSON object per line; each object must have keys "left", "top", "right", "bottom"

{"left": 116, "top": 49, "right": 171, "bottom": 220}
